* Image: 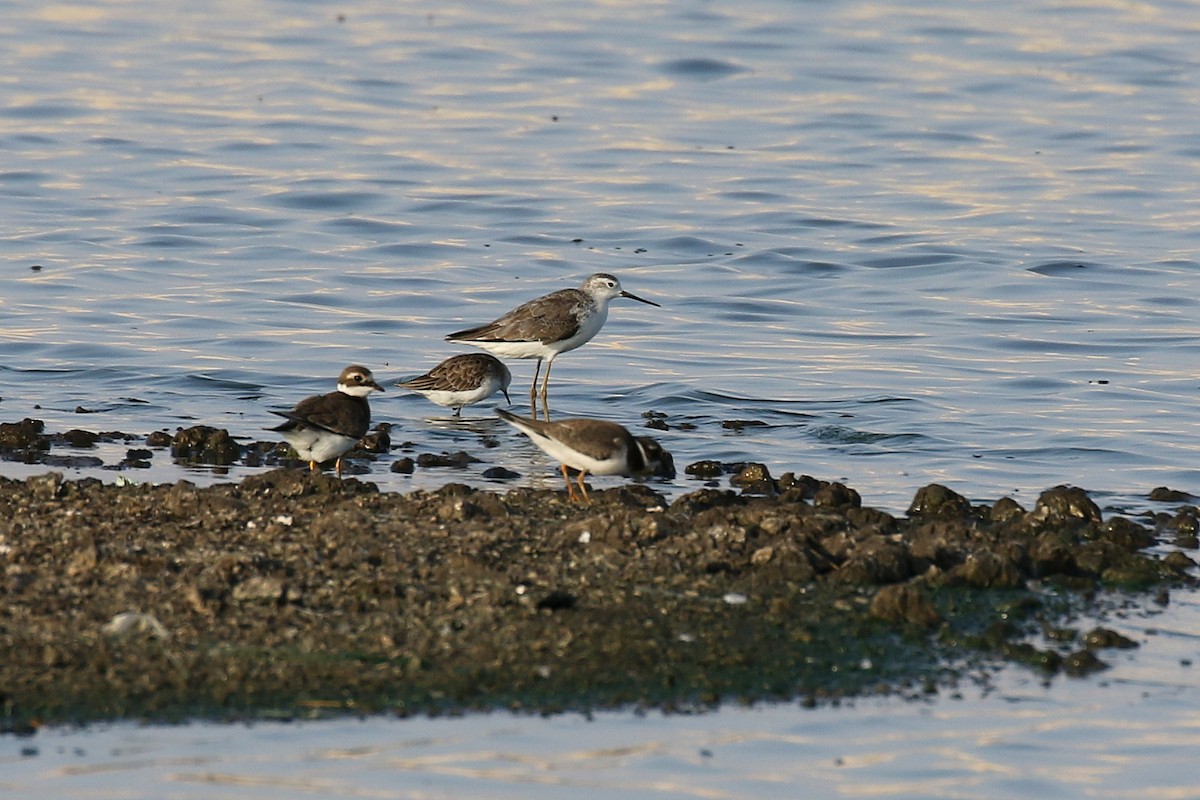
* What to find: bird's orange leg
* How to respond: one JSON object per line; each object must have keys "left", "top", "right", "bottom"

{"left": 561, "top": 463, "right": 579, "bottom": 501}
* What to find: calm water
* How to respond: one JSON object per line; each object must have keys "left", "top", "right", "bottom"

{"left": 3, "top": 0, "right": 1200, "bottom": 794}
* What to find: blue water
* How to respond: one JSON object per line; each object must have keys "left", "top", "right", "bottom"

{"left": 3, "top": 0, "right": 1200, "bottom": 795}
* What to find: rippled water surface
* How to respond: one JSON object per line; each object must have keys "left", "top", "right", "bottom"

{"left": 4, "top": 0, "right": 1200, "bottom": 794}
{"left": 5, "top": 0, "right": 1200, "bottom": 512}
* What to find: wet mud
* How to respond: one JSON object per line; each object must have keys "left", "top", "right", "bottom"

{"left": 1, "top": 420, "right": 1197, "bottom": 730}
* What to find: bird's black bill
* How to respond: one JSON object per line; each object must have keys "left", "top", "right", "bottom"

{"left": 620, "top": 290, "right": 661, "bottom": 307}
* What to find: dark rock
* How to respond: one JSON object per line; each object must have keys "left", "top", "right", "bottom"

{"left": 146, "top": 431, "right": 173, "bottom": 447}
{"left": 1029, "top": 530, "right": 1078, "bottom": 577}
{"left": 1082, "top": 627, "right": 1137, "bottom": 650}
{"left": 846, "top": 507, "right": 897, "bottom": 535}
{"left": 240, "top": 467, "right": 377, "bottom": 498}
{"left": 591, "top": 484, "right": 668, "bottom": 511}
{"left": 62, "top": 429, "right": 99, "bottom": 448}
{"left": 1073, "top": 540, "right": 1128, "bottom": 577}
{"left": 685, "top": 460, "right": 725, "bottom": 479}
{"left": 721, "top": 419, "right": 767, "bottom": 431}
{"left": 1149, "top": 486, "right": 1195, "bottom": 502}
{"left": 737, "top": 479, "right": 777, "bottom": 497}
{"left": 748, "top": 541, "right": 818, "bottom": 583}
{"left": 1001, "top": 642, "right": 1063, "bottom": 673}
{"left": 1042, "top": 624, "right": 1077, "bottom": 643}
{"left": 990, "top": 497, "right": 1026, "bottom": 523}
{"left": 1097, "top": 517, "right": 1156, "bottom": 551}
{"left": 908, "top": 483, "right": 972, "bottom": 518}
{"left": 951, "top": 550, "right": 1024, "bottom": 588}
{"left": 1063, "top": 649, "right": 1108, "bottom": 677}
{"left": 1029, "top": 485, "right": 1102, "bottom": 526}
{"left": 1166, "top": 508, "right": 1200, "bottom": 548}
{"left": 1162, "top": 550, "right": 1198, "bottom": 572}
{"left": 359, "top": 424, "right": 392, "bottom": 454}
{"left": 416, "top": 451, "right": 481, "bottom": 468}
{"left": 907, "top": 521, "right": 970, "bottom": 571}
{"left": 391, "top": 457, "right": 415, "bottom": 474}
{"left": 813, "top": 481, "right": 860, "bottom": 509}
{"left": 240, "top": 441, "right": 290, "bottom": 468}
{"left": 44, "top": 455, "right": 105, "bottom": 469}
{"left": 1175, "top": 531, "right": 1200, "bottom": 550}
{"left": 869, "top": 584, "right": 942, "bottom": 627}
{"left": 170, "top": 425, "right": 242, "bottom": 466}
{"left": 0, "top": 418, "right": 49, "bottom": 451}
{"left": 731, "top": 463, "right": 772, "bottom": 487}
{"left": 1102, "top": 557, "right": 1167, "bottom": 588}
{"left": 669, "top": 488, "right": 741, "bottom": 515}
{"left": 482, "top": 466, "right": 520, "bottom": 480}
{"left": 834, "top": 537, "right": 912, "bottom": 585}
{"left": 980, "top": 620, "right": 1021, "bottom": 648}
{"left": 778, "top": 473, "right": 820, "bottom": 498}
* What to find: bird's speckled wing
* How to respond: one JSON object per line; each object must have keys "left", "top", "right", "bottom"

{"left": 402, "top": 354, "right": 493, "bottom": 392}
{"left": 448, "top": 288, "right": 586, "bottom": 344}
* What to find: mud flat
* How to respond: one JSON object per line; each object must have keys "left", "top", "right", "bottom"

{"left": 1, "top": 420, "right": 1198, "bottom": 730}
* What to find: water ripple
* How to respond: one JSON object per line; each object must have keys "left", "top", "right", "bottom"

{"left": 659, "top": 57, "right": 747, "bottom": 79}
{"left": 0, "top": 0, "right": 1197, "bottom": 522}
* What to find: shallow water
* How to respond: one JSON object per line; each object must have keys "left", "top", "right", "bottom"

{"left": 3, "top": 0, "right": 1200, "bottom": 794}
{"left": 5, "top": 0, "right": 1200, "bottom": 513}
{"left": 5, "top": 592, "right": 1200, "bottom": 799}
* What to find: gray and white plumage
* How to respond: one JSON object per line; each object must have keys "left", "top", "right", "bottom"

{"left": 496, "top": 407, "right": 673, "bottom": 502}
{"left": 396, "top": 353, "right": 512, "bottom": 416}
{"left": 446, "top": 273, "right": 659, "bottom": 402}
{"left": 269, "top": 365, "right": 383, "bottom": 476}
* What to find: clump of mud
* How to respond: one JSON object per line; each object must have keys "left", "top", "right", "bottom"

{"left": 0, "top": 466, "right": 1193, "bottom": 730}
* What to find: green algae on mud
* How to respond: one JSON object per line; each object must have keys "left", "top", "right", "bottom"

{"left": 0, "top": 468, "right": 1193, "bottom": 730}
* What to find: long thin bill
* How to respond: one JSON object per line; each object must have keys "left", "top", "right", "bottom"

{"left": 620, "top": 290, "right": 661, "bottom": 307}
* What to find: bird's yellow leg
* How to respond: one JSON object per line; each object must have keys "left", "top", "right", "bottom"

{"left": 528, "top": 359, "right": 542, "bottom": 414}
{"left": 540, "top": 360, "right": 554, "bottom": 400}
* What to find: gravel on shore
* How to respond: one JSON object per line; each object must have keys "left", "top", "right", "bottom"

{"left": 2, "top": 458, "right": 1194, "bottom": 731}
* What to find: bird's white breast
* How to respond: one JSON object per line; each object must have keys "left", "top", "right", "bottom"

{"left": 527, "top": 430, "right": 628, "bottom": 475}
{"left": 282, "top": 428, "right": 358, "bottom": 463}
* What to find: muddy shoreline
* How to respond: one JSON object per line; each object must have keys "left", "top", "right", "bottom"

{"left": 1, "top": 420, "right": 1198, "bottom": 731}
